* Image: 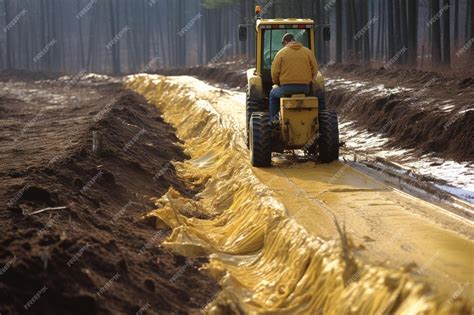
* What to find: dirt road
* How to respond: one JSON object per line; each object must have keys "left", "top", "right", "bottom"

{"left": 127, "top": 74, "right": 473, "bottom": 314}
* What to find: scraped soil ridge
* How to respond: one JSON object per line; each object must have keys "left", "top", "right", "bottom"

{"left": 324, "top": 64, "right": 473, "bottom": 162}
{"left": 0, "top": 78, "right": 218, "bottom": 314}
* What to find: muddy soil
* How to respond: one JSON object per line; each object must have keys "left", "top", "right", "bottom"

{"left": 324, "top": 64, "right": 473, "bottom": 163}
{"left": 0, "top": 77, "right": 219, "bottom": 314}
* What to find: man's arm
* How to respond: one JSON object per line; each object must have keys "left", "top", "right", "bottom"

{"left": 308, "top": 50, "right": 318, "bottom": 80}
{"left": 271, "top": 52, "right": 282, "bottom": 85}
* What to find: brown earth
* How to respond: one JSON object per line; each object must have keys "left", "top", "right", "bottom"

{"left": 0, "top": 77, "right": 219, "bottom": 314}
{"left": 0, "top": 69, "right": 64, "bottom": 82}
{"left": 324, "top": 64, "right": 474, "bottom": 162}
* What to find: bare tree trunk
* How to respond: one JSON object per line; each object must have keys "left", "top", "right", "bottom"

{"left": 86, "top": 2, "right": 98, "bottom": 71}
{"left": 442, "top": 0, "right": 451, "bottom": 66}
{"left": 453, "top": 0, "right": 459, "bottom": 46}
{"left": 155, "top": 1, "right": 166, "bottom": 67}
{"left": 387, "top": 0, "right": 395, "bottom": 57}
{"left": 370, "top": 0, "right": 375, "bottom": 58}
{"left": 348, "top": 0, "right": 359, "bottom": 62}
{"left": 77, "top": 0, "right": 85, "bottom": 69}
{"left": 108, "top": 0, "right": 120, "bottom": 74}
{"left": 4, "top": 0, "right": 12, "bottom": 69}
{"left": 363, "top": 0, "right": 370, "bottom": 63}
{"left": 56, "top": 0, "right": 65, "bottom": 72}
{"left": 47, "top": 0, "right": 54, "bottom": 71}
{"left": 466, "top": 0, "right": 472, "bottom": 40}
{"left": 336, "top": 0, "right": 343, "bottom": 63}
{"left": 470, "top": 0, "right": 474, "bottom": 41}
{"left": 377, "top": 0, "right": 385, "bottom": 60}
{"left": 400, "top": 0, "right": 408, "bottom": 64}
{"left": 239, "top": 0, "right": 247, "bottom": 57}
{"left": 407, "top": 0, "right": 418, "bottom": 66}
{"left": 469, "top": 0, "right": 473, "bottom": 56}
{"left": 316, "top": 0, "right": 325, "bottom": 63}
{"left": 431, "top": 0, "right": 442, "bottom": 66}
{"left": 393, "top": 0, "right": 402, "bottom": 63}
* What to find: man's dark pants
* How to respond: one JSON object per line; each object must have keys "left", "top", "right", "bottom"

{"left": 269, "top": 84, "right": 326, "bottom": 120}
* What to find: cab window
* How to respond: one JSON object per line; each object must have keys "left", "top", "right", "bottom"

{"left": 262, "top": 28, "right": 311, "bottom": 70}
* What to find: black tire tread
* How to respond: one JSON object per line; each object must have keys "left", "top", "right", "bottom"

{"left": 318, "top": 110, "right": 339, "bottom": 163}
{"left": 250, "top": 112, "right": 272, "bottom": 167}
{"left": 246, "top": 97, "right": 264, "bottom": 148}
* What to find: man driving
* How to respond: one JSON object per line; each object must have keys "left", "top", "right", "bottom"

{"left": 270, "top": 33, "right": 318, "bottom": 121}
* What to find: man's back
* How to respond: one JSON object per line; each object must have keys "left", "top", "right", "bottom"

{"left": 271, "top": 41, "right": 318, "bottom": 86}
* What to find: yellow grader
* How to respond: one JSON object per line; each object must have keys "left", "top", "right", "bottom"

{"left": 239, "top": 7, "right": 339, "bottom": 167}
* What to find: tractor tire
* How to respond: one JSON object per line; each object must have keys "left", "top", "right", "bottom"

{"left": 246, "top": 99, "right": 263, "bottom": 148}
{"left": 318, "top": 110, "right": 339, "bottom": 163}
{"left": 250, "top": 112, "right": 272, "bottom": 167}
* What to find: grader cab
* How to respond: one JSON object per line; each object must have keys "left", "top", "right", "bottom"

{"left": 239, "top": 7, "right": 339, "bottom": 167}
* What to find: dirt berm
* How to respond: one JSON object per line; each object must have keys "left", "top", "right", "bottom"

{"left": 325, "top": 64, "right": 473, "bottom": 162}
{"left": 0, "top": 78, "right": 218, "bottom": 314}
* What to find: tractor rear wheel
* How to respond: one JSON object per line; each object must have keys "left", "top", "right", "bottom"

{"left": 250, "top": 112, "right": 272, "bottom": 167}
{"left": 318, "top": 110, "right": 339, "bottom": 163}
{"left": 246, "top": 99, "right": 263, "bottom": 148}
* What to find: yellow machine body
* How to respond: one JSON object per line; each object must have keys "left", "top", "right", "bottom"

{"left": 243, "top": 11, "right": 339, "bottom": 167}
{"left": 280, "top": 95, "right": 319, "bottom": 149}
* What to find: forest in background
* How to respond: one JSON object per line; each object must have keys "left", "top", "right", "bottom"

{"left": 0, "top": 0, "right": 472, "bottom": 74}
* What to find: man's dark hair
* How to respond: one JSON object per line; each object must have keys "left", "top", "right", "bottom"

{"left": 282, "top": 33, "right": 295, "bottom": 44}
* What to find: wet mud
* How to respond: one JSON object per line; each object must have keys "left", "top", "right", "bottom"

{"left": 325, "top": 64, "right": 474, "bottom": 162}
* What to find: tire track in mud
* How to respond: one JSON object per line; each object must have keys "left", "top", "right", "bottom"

{"left": 126, "top": 75, "right": 472, "bottom": 314}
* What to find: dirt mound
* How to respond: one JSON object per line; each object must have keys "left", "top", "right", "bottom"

{"left": 326, "top": 63, "right": 473, "bottom": 90}
{"left": 0, "top": 79, "right": 218, "bottom": 314}
{"left": 325, "top": 64, "right": 474, "bottom": 162}
{"left": 151, "top": 62, "right": 247, "bottom": 90}
{"left": 0, "top": 69, "right": 63, "bottom": 82}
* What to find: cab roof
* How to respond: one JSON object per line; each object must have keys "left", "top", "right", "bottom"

{"left": 256, "top": 18, "right": 315, "bottom": 28}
